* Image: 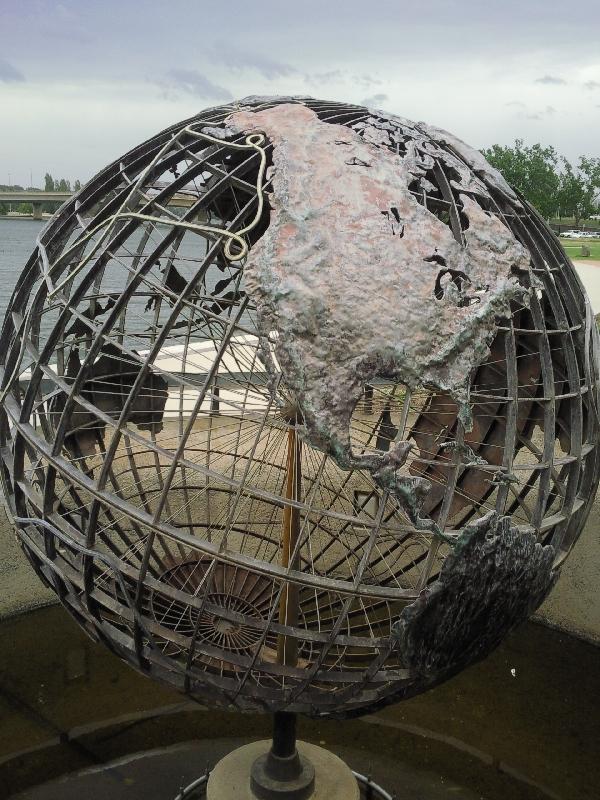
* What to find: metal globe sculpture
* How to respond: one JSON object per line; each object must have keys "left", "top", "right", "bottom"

{"left": 1, "top": 97, "right": 599, "bottom": 729}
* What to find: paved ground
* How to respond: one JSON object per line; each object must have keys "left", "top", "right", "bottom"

{"left": 0, "top": 507, "right": 55, "bottom": 618}
{"left": 4, "top": 605, "right": 597, "bottom": 799}
{"left": 574, "top": 259, "right": 600, "bottom": 311}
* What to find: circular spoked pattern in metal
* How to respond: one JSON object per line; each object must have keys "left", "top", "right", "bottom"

{"left": 195, "top": 593, "right": 266, "bottom": 652}
{"left": 150, "top": 560, "right": 278, "bottom": 669}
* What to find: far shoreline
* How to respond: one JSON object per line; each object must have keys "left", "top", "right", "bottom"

{"left": 0, "top": 215, "right": 49, "bottom": 222}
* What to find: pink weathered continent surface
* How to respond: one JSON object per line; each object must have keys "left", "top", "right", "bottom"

{"left": 226, "top": 104, "right": 529, "bottom": 477}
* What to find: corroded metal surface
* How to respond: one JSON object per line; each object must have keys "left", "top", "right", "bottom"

{"left": 333, "top": 511, "right": 558, "bottom": 718}
{"left": 0, "top": 96, "right": 599, "bottom": 718}
{"left": 226, "top": 104, "right": 529, "bottom": 531}
{"left": 393, "top": 512, "right": 557, "bottom": 692}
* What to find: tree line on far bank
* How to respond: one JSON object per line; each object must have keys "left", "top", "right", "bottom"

{"left": 482, "top": 141, "right": 600, "bottom": 226}
{"left": 0, "top": 173, "right": 81, "bottom": 215}
{"left": 43, "top": 173, "right": 82, "bottom": 194}
{"left": 2, "top": 146, "right": 600, "bottom": 226}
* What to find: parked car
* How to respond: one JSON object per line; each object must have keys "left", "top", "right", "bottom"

{"left": 561, "top": 230, "right": 583, "bottom": 239}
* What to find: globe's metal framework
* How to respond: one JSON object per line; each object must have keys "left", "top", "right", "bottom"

{"left": 1, "top": 97, "right": 599, "bottom": 723}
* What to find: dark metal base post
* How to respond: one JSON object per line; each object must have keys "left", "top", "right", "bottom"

{"left": 250, "top": 712, "right": 315, "bottom": 800}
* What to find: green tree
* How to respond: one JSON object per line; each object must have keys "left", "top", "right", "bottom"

{"left": 557, "top": 157, "right": 600, "bottom": 226}
{"left": 0, "top": 183, "right": 24, "bottom": 216}
{"left": 482, "top": 139, "right": 560, "bottom": 219}
{"left": 580, "top": 156, "right": 600, "bottom": 214}
{"left": 73, "top": 179, "right": 82, "bottom": 192}
{"left": 56, "top": 177, "right": 71, "bottom": 192}
{"left": 44, "top": 173, "right": 55, "bottom": 192}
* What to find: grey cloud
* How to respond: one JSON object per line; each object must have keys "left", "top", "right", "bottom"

{"left": 361, "top": 93, "right": 389, "bottom": 108}
{"left": 353, "top": 74, "right": 383, "bottom": 89}
{"left": 3, "top": 0, "right": 600, "bottom": 181}
{"left": 584, "top": 80, "right": 600, "bottom": 90}
{"left": 535, "top": 75, "right": 566, "bottom": 85}
{"left": 304, "top": 70, "right": 345, "bottom": 85}
{"left": 3, "top": 1, "right": 600, "bottom": 82}
{"left": 304, "top": 70, "right": 382, "bottom": 91}
{"left": 159, "top": 69, "right": 232, "bottom": 100}
{"left": 209, "top": 44, "right": 296, "bottom": 80}
{"left": 0, "top": 58, "right": 24, "bottom": 83}
{"left": 512, "top": 103, "right": 556, "bottom": 121}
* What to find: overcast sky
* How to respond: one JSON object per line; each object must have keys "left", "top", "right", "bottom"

{"left": 1, "top": 0, "right": 599, "bottom": 187}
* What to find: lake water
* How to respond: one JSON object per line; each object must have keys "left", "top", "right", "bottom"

{"left": 0, "top": 216, "right": 255, "bottom": 353}
{"left": 0, "top": 218, "right": 45, "bottom": 326}
{"left": 2, "top": 217, "right": 599, "bottom": 334}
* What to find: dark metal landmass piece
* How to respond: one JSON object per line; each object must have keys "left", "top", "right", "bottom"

{"left": 327, "top": 512, "right": 559, "bottom": 720}
{"left": 393, "top": 512, "right": 558, "bottom": 692}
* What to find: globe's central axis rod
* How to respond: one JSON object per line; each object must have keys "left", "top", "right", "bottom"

{"left": 251, "top": 415, "right": 316, "bottom": 799}
{"left": 277, "top": 417, "right": 302, "bottom": 666}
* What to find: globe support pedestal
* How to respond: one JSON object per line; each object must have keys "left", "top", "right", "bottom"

{"left": 250, "top": 712, "right": 315, "bottom": 799}
{"left": 206, "top": 712, "right": 359, "bottom": 799}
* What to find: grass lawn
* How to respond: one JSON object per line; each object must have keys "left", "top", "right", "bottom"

{"left": 559, "top": 237, "right": 600, "bottom": 261}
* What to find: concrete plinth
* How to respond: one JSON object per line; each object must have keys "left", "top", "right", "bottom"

{"left": 207, "top": 740, "right": 360, "bottom": 800}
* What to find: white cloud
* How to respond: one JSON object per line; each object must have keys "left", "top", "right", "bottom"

{"left": 208, "top": 44, "right": 297, "bottom": 80}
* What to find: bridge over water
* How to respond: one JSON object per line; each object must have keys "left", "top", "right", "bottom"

{"left": 0, "top": 190, "right": 198, "bottom": 220}
{"left": 0, "top": 191, "right": 72, "bottom": 220}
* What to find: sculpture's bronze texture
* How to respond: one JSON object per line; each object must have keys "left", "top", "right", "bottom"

{"left": 0, "top": 97, "right": 598, "bottom": 718}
